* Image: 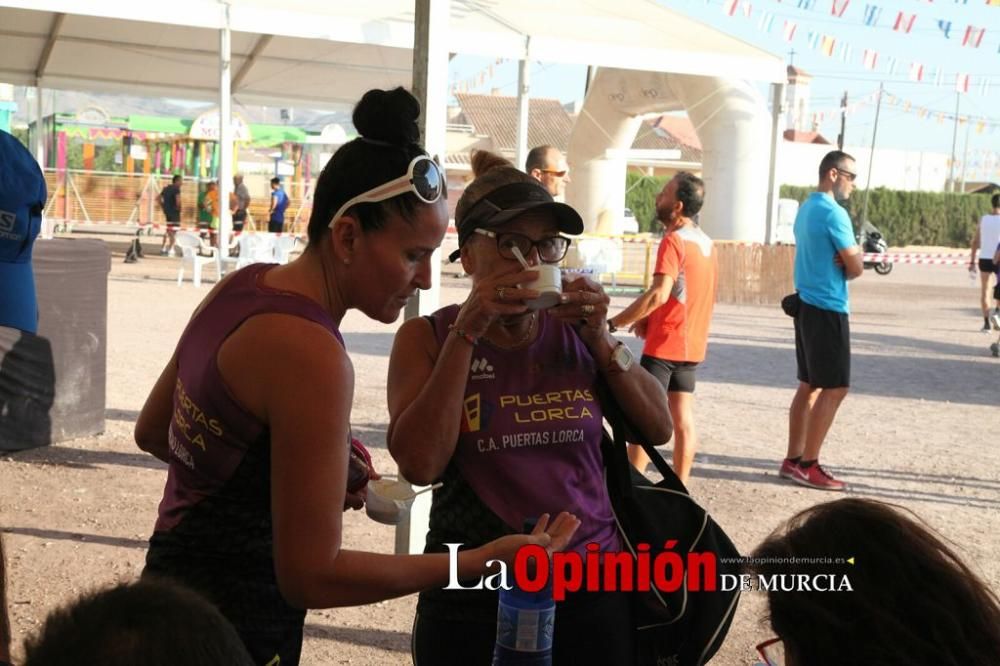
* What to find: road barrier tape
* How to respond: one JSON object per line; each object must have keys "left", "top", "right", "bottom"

{"left": 862, "top": 253, "right": 968, "bottom": 265}
{"left": 135, "top": 222, "right": 302, "bottom": 238}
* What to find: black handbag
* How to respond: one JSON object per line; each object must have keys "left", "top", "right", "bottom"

{"left": 601, "top": 398, "right": 742, "bottom": 666}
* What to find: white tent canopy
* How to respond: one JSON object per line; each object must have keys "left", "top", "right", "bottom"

{"left": 0, "top": 0, "right": 783, "bottom": 109}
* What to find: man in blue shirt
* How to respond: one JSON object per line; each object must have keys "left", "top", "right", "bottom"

{"left": 780, "top": 151, "right": 863, "bottom": 491}
{"left": 268, "top": 177, "right": 289, "bottom": 234}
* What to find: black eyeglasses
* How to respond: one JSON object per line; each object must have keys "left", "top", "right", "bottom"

{"left": 328, "top": 155, "right": 444, "bottom": 227}
{"left": 474, "top": 228, "right": 571, "bottom": 264}
{"left": 835, "top": 167, "right": 857, "bottom": 182}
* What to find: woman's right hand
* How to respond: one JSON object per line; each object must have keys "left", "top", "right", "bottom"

{"left": 453, "top": 265, "right": 541, "bottom": 338}
{"left": 483, "top": 512, "right": 581, "bottom": 565}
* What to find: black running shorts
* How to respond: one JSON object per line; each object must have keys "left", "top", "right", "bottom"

{"left": 640, "top": 355, "right": 698, "bottom": 393}
{"left": 979, "top": 258, "right": 997, "bottom": 274}
{"left": 795, "top": 301, "right": 850, "bottom": 389}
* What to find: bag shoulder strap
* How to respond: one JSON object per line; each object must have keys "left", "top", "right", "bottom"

{"left": 599, "top": 379, "right": 688, "bottom": 496}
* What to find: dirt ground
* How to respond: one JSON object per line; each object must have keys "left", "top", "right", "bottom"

{"left": 1, "top": 242, "right": 998, "bottom": 665}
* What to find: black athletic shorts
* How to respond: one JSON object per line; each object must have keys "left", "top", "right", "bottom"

{"left": 640, "top": 355, "right": 698, "bottom": 393}
{"left": 233, "top": 210, "right": 247, "bottom": 222}
{"left": 979, "top": 258, "right": 997, "bottom": 273}
{"left": 795, "top": 301, "right": 850, "bottom": 388}
{"left": 165, "top": 213, "right": 180, "bottom": 225}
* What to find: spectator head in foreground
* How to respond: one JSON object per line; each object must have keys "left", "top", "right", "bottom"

{"left": 752, "top": 498, "right": 1000, "bottom": 666}
{"left": 22, "top": 578, "right": 254, "bottom": 666}
{"left": 0, "top": 130, "right": 46, "bottom": 334}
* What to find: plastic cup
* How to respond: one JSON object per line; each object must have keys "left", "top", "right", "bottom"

{"left": 365, "top": 479, "right": 417, "bottom": 525}
{"left": 524, "top": 265, "right": 562, "bottom": 310}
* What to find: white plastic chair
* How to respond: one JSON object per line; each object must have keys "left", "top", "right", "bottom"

{"left": 273, "top": 235, "right": 299, "bottom": 265}
{"left": 225, "top": 233, "right": 279, "bottom": 272}
{"left": 175, "top": 231, "right": 222, "bottom": 287}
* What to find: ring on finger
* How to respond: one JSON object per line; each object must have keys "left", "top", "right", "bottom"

{"left": 496, "top": 286, "right": 506, "bottom": 301}
{"left": 581, "top": 303, "right": 595, "bottom": 315}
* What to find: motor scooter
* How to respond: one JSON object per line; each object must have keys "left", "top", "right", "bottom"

{"left": 859, "top": 221, "right": 892, "bottom": 276}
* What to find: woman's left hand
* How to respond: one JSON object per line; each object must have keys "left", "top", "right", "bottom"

{"left": 549, "top": 274, "right": 611, "bottom": 348}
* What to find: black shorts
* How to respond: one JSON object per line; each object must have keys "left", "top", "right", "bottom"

{"left": 979, "top": 258, "right": 997, "bottom": 273}
{"left": 233, "top": 210, "right": 247, "bottom": 222}
{"left": 640, "top": 355, "right": 698, "bottom": 393}
{"left": 795, "top": 301, "right": 850, "bottom": 388}
{"left": 165, "top": 213, "right": 180, "bottom": 225}
{"left": 268, "top": 220, "right": 284, "bottom": 234}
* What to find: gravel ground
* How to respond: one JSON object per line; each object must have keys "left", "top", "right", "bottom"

{"left": 1, "top": 243, "right": 997, "bottom": 665}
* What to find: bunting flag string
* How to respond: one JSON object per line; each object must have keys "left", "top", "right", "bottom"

{"left": 862, "top": 3, "right": 881, "bottom": 25}
{"left": 962, "top": 25, "right": 985, "bottom": 47}
{"left": 713, "top": 0, "right": 1000, "bottom": 98}
{"left": 893, "top": 11, "right": 916, "bottom": 32}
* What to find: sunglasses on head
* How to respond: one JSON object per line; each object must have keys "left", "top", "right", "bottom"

{"left": 328, "top": 155, "right": 444, "bottom": 228}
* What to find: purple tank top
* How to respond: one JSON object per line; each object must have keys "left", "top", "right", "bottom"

{"left": 155, "top": 263, "right": 343, "bottom": 532}
{"left": 430, "top": 305, "right": 620, "bottom": 553}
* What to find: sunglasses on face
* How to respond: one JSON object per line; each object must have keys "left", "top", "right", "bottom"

{"left": 756, "top": 637, "right": 785, "bottom": 666}
{"left": 474, "top": 228, "right": 571, "bottom": 264}
{"left": 328, "top": 155, "right": 444, "bottom": 228}
{"left": 540, "top": 168, "right": 568, "bottom": 177}
{"left": 835, "top": 167, "right": 857, "bottom": 182}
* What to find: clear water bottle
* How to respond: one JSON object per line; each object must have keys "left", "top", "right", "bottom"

{"left": 492, "top": 520, "right": 554, "bottom": 666}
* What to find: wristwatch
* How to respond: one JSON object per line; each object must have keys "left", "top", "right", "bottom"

{"left": 608, "top": 340, "right": 635, "bottom": 373}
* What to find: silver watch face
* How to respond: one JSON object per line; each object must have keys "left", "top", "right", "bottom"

{"left": 612, "top": 342, "right": 634, "bottom": 371}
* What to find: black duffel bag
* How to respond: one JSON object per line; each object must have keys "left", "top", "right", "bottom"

{"left": 601, "top": 397, "right": 742, "bottom": 666}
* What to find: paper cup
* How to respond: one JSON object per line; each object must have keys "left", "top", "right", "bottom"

{"left": 365, "top": 479, "right": 417, "bottom": 525}
{"left": 524, "top": 265, "right": 562, "bottom": 310}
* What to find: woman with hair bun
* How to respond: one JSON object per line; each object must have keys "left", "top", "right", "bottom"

{"left": 387, "top": 150, "right": 672, "bottom": 664}
{"left": 135, "top": 90, "right": 579, "bottom": 666}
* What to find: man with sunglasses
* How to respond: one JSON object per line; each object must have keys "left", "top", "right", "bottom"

{"left": 780, "top": 150, "right": 863, "bottom": 491}
{"left": 525, "top": 145, "right": 571, "bottom": 199}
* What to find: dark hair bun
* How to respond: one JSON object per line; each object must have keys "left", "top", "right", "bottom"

{"left": 352, "top": 87, "right": 421, "bottom": 146}
{"left": 470, "top": 150, "right": 513, "bottom": 177}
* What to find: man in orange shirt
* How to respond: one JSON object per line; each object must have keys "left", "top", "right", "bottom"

{"left": 608, "top": 172, "right": 718, "bottom": 484}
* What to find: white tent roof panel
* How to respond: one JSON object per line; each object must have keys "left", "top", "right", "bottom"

{"left": 0, "top": 0, "right": 783, "bottom": 109}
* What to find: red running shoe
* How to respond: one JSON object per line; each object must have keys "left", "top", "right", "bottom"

{"left": 779, "top": 458, "right": 799, "bottom": 480}
{"left": 793, "top": 462, "right": 846, "bottom": 491}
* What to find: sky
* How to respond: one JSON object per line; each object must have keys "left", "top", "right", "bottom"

{"left": 447, "top": 0, "right": 1000, "bottom": 181}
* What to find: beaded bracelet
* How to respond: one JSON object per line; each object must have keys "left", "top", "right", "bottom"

{"left": 448, "top": 323, "right": 478, "bottom": 345}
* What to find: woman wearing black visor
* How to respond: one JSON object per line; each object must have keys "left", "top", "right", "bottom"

{"left": 388, "top": 150, "right": 671, "bottom": 664}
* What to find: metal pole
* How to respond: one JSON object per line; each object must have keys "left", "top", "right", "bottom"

{"left": 860, "top": 82, "right": 883, "bottom": 226}
{"left": 837, "top": 91, "right": 847, "bottom": 151}
{"left": 34, "top": 86, "right": 44, "bottom": 168}
{"left": 218, "top": 2, "right": 233, "bottom": 258}
{"left": 399, "top": 0, "right": 449, "bottom": 557}
{"left": 947, "top": 92, "right": 960, "bottom": 192}
{"left": 515, "top": 45, "right": 530, "bottom": 173}
{"left": 764, "top": 82, "right": 785, "bottom": 244}
{"left": 959, "top": 117, "right": 971, "bottom": 193}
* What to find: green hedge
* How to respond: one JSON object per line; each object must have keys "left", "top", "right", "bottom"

{"left": 629, "top": 173, "right": 990, "bottom": 246}
{"left": 625, "top": 172, "right": 670, "bottom": 233}
{"left": 779, "top": 185, "right": 991, "bottom": 247}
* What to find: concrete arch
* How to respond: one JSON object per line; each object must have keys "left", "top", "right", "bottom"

{"left": 566, "top": 67, "right": 772, "bottom": 242}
